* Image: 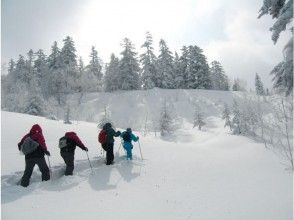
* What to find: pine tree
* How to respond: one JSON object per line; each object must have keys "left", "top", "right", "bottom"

{"left": 98, "top": 106, "right": 112, "bottom": 128}
{"left": 178, "top": 46, "right": 189, "bottom": 88}
{"left": 210, "top": 61, "right": 229, "bottom": 90}
{"left": 60, "top": 36, "right": 79, "bottom": 94}
{"left": 87, "top": 46, "right": 103, "bottom": 81}
{"left": 63, "top": 105, "right": 72, "bottom": 124}
{"left": 140, "top": 32, "right": 157, "bottom": 89}
{"left": 255, "top": 73, "right": 265, "bottom": 95}
{"left": 258, "top": 0, "right": 293, "bottom": 96}
{"left": 118, "top": 38, "right": 141, "bottom": 90}
{"left": 185, "top": 46, "right": 211, "bottom": 89}
{"left": 232, "top": 100, "right": 241, "bottom": 134}
{"left": 173, "top": 52, "right": 183, "bottom": 89}
{"left": 193, "top": 106, "right": 205, "bottom": 130}
{"left": 159, "top": 100, "right": 175, "bottom": 136}
{"left": 104, "top": 54, "right": 120, "bottom": 92}
{"left": 24, "top": 78, "right": 46, "bottom": 116}
{"left": 157, "top": 39, "right": 175, "bottom": 89}
{"left": 222, "top": 103, "right": 232, "bottom": 130}
{"left": 34, "top": 50, "right": 48, "bottom": 95}
{"left": 48, "top": 41, "right": 61, "bottom": 70}
{"left": 61, "top": 36, "right": 77, "bottom": 66}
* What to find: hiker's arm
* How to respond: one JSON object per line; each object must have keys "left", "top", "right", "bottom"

{"left": 131, "top": 133, "right": 139, "bottom": 142}
{"left": 37, "top": 133, "right": 48, "bottom": 151}
{"left": 73, "top": 135, "right": 87, "bottom": 150}
{"left": 113, "top": 129, "right": 121, "bottom": 137}
{"left": 120, "top": 131, "right": 125, "bottom": 138}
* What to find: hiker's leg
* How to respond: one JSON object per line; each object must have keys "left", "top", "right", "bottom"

{"left": 62, "top": 152, "right": 74, "bottom": 175}
{"left": 36, "top": 157, "right": 50, "bottom": 181}
{"left": 124, "top": 143, "right": 132, "bottom": 160}
{"left": 109, "top": 143, "right": 114, "bottom": 164}
{"left": 21, "top": 159, "right": 36, "bottom": 187}
{"left": 106, "top": 144, "right": 112, "bottom": 165}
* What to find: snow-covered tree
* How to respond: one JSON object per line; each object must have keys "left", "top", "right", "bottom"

{"left": 210, "top": 61, "right": 229, "bottom": 90}
{"left": 258, "top": 0, "right": 293, "bottom": 96}
{"left": 232, "top": 78, "right": 246, "bottom": 91}
{"left": 61, "top": 36, "right": 77, "bottom": 66}
{"left": 118, "top": 38, "right": 141, "bottom": 90}
{"left": 157, "top": 39, "right": 175, "bottom": 89}
{"left": 173, "top": 52, "right": 184, "bottom": 89}
{"left": 64, "top": 105, "right": 72, "bottom": 124}
{"left": 159, "top": 99, "right": 175, "bottom": 136}
{"left": 185, "top": 46, "right": 211, "bottom": 89}
{"left": 140, "top": 32, "right": 157, "bottom": 89}
{"left": 193, "top": 106, "right": 205, "bottom": 130}
{"left": 98, "top": 106, "right": 112, "bottom": 128}
{"left": 34, "top": 50, "right": 49, "bottom": 96}
{"left": 104, "top": 54, "right": 120, "bottom": 92}
{"left": 255, "top": 73, "right": 265, "bottom": 95}
{"left": 88, "top": 46, "right": 102, "bottom": 79}
{"left": 222, "top": 103, "right": 232, "bottom": 130}
{"left": 232, "top": 100, "right": 242, "bottom": 134}
{"left": 24, "top": 78, "right": 46, "bottom": 116}
{"left": 60, "top": 36, "right": 79, "bottom": 93}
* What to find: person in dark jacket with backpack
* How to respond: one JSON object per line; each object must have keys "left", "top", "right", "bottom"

{"left": 120, "top": 128, "right": 139, "bottom": 160}
{"left": 18, "top": 124, "right": 50, "bottom": 187}
{"left": 101, "top": 123, "right": 121, "bottom": 165}
{"left": 59, "top": 132, "right": 88, "bottom": 176}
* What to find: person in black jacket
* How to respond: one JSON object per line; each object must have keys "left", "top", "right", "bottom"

{"left": 102, "top": 123, "right": 121, "bottom": 165}
{"left": 59, "top": 132, "right": 88, "bottom": 175}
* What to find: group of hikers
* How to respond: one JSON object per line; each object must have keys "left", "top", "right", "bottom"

{"left": 17, "top": 122, "right": 139, "bottom": 187}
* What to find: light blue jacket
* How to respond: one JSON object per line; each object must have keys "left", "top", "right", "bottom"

{"left": 120, "top": 131, "right": 139, "bottom": 149}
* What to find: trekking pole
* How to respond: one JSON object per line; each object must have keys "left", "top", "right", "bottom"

{"left": 86, "top": 151, "right": 94, "bottom": 173}
{"left": 47, "top": 156, "right": 52, "bottom": 176}
{"left": 138, "top": 140, "right": 143, "bottom": 160}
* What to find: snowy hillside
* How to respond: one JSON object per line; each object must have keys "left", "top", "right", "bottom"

{"left": 63, "top": 88, "right": 239, "bottom": 130}
{"left": 1, "top": 111, "right": 292, "bottom": 220}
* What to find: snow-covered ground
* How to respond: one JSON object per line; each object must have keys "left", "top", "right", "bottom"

{"left": 1, "top": 110, "right": 292, "bottom": 220}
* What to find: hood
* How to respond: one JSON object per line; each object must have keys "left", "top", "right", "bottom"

{"left": 30, "top": 124, "right": 42, "bottom": 135}
{"left": 103, "top": 123, "right": 112, "bottom": 130}
{"left": 65, "top": 132, "right": 77, "bottom": 138}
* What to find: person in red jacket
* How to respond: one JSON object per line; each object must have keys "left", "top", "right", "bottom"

{"left": 18, "top": 124, "right": 50, "bottom": 187}
{"left": 59, "top": 132, "right": 88, "bottom": 176}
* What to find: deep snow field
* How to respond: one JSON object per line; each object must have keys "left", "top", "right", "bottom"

{"left": 1, "top": 109, "right": 292, "bottom": 220}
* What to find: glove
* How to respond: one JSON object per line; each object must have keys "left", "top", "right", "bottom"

{"left": 137, "top": 136, "right": 139, "bottom": 140}
{"left": 18, "top": 143, "right": 21, "bottom": 151}
{"left": 83, "top": 147, "right": 88, "bottom": 152}
{"left": 44, "top": 150, "right": 50, "bottom": 156}
{"left": 117, "top": 131, "right": 121, "bottom": 135}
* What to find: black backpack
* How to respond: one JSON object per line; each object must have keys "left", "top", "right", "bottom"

{"left": 122, "top": 132, "right": 131, "bottom": 142}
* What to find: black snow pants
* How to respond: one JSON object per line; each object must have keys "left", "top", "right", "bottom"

{"left": 61, "top": 152, "right": 75, "bottom": 175}
{"left": 21, "top": 157, "right": 50, "bottom": 187}
{"left": 102, "top": 142, "right": 114, "bottom": 165}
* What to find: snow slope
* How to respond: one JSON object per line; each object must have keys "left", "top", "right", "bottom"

{"left": 65, "top": 88, "right": 238, "bottom": 130}
{"left": 1, "top": 111, "right": 292, "bottom": 220}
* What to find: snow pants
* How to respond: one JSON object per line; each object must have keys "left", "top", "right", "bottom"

{"left": 102, "top": 143, "right": 114, "bottom": 165}
{"left": 61, "top": 152, "right": 74, "bottom": 175}
{"left": 123, "top": 142, "right": 133, "bottom": 160}
{"left": 21, "top": 157, "right": 50, "bottom": 187}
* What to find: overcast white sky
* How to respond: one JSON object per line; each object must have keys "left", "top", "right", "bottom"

{"left": 1, "top": 0, "right": 291, "bottom": 89}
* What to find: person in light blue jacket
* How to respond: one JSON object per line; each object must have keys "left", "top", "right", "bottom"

{"left": 120, "top": 128, "right": 139, "bottom": 160}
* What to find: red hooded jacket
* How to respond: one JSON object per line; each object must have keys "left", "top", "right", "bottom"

{"left": 18, "top": 124, "right": 48, "bottom": 152}
{"left": 65, "top": 132, "right": 86, "bottom": 150}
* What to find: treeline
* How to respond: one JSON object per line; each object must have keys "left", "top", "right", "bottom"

{"left": 1, "top": 32, "right": 232, "bottom": 115}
